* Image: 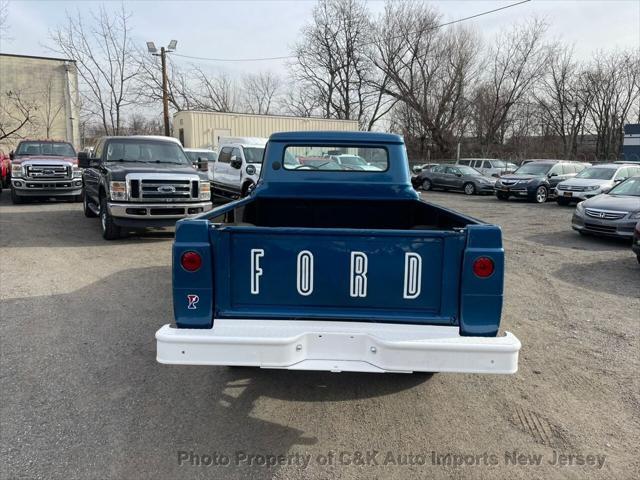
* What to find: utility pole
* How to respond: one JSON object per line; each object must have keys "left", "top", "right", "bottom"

{"left": 146, "top": 40, "right": 178, "bottom": 137}
{"left": 160, "top": 47, "right": 170, "bottom": 137}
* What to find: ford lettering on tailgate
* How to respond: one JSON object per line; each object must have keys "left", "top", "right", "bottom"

{"left": 213, "top": 229, "right": 463, "bottom": 324}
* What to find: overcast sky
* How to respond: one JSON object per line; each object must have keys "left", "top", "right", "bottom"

{"left": 2, "top": 0, "right": 639, "bottom": 77}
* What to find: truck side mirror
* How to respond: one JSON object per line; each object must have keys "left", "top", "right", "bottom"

{"left": 77, "top": 151, "right": 91, "bottom": 168}
{"left": 548, "top": 172, "right": 558, "bottom": 178}
{"left": 195, "top": 157, "right": 209, "bottom": 172}
{"left": 230, "top": 156, "right": 242, "bottom": 169}
{"left": 9, "top": 151, "right": 14, "bottom": 160}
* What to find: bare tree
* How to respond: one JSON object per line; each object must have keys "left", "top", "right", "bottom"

{"left": 135, "top": 51, "right": 198, "bottom": 113}
{"left": 0, "top": 90, "right": 39, "bottom": 143}
{"left": 40, "top": 77, "right": 65, "bottom": 139}
{"left": 50, "top": 5, "right": 139, "bottom": 135}
{"left": 581, "top": 49, "right": 640, "bottom": 160}
{"left": 472, "top": 18, "right": 549, "bottom": 153}
{"left": 192, "top": 69, "right": 239, "bottom": 112}
{"left": 281, "top": 82, "right": 322, "bottom": 117}
{"left": 241, "top": 72, "right": 281, "bottom": 115}
{"left": 290, "top": 0, "right": 389, "bottom": 128}
{"left": 534, "top": 45, "right": 592, "bottom": 159}
{"left": 373, "top": 1, "right": 481, "bottom": 157}
{"left": 0, "top": 0, "right": 9, "bottom": 41}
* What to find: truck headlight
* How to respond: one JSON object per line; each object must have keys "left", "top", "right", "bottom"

{"left": 199, "top": 181, "right": 211, "bottom": 200}
{"left": 11, "top": 163, "right": 23, "bottom": 178}
{"left": 629, "top": 211, "right": 640, "bottom": 220}
{"left": 584, "top": 185, "right": 599, "bottom": 191}
{"left": 576, "top": 201, "right": 585, "bottom": 213}
{"left": 72, "top": 165, "right": 82, "bottom": 178}
{"left": 109, "top": 181, "right": 127, "bottom": 200}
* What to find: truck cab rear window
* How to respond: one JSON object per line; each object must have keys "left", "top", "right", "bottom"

{"left": 284, "top": 146, "right": 388, "bottom": 172}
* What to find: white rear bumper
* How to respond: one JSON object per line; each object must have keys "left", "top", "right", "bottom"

{"left": 156, "top": 320, "right": 520, "bottom": 374}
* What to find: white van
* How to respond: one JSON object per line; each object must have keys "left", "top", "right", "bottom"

{"left": 213, "top": 137, "right": 267, "bottom": 198}
{"left": 457, "top": 158, "right": 517, "bottom": 177}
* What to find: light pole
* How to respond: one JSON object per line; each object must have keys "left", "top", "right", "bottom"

{"left": 147, "top": 40, "right": 178, "bottom": 137}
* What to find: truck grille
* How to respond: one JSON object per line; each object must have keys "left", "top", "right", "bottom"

{"left": 558, "top": 184, "right": 587, "bottom": 192}
{"left": 26, "top": 164, "right": 70, "bottom": 179}
{"left": 585, "top": 208, "right": 626, "bottom": 220}
{"left": 127, "top": 175, "right": 199, "bottom": 202}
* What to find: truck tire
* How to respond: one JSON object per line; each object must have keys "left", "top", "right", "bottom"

{"left": 83, "top": 191, "right": 98, "bottom": 218}
{"left": 531, "top": 186, "right": 548, "bottom": 203}
{"left": 99, "top": 194, "right": 121, "bottom": 240}
{"left": 241, "top": 181, "right": 255, "bottom": 197}
{"left": 10, "top": 187, "right": 24, "bottom": 204}
{"left": 422, "top": 179, "right": 432, "bottom": 191}
{"left": 463, "top": 183, "right": 476, "bottom": 195}
{"left": 496, "top": 192, "right": 509, "bottom": 200}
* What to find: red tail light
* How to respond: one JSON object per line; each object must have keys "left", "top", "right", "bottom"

{"left": 181, "top": 251, "right": 202, "bottom": 272}
{"left": 473, "top": 257, "right": 494, "bottom": 278}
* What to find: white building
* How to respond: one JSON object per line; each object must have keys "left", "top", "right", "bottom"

{"left": 0, "top": 53, "right": 80, "bottom": 152}
{"left": 173, "top": 110, "right": 359, "bottom": 150}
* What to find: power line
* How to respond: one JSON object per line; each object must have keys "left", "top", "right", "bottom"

{"left": 170, "top": 0, "right": 531, "bottom": 63}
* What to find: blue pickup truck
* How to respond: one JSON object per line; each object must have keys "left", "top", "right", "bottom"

{"left": 156, "top": 132, "right": 520, "bottom": 374}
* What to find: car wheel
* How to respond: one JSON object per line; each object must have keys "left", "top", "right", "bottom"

{"left": 422, "top": 179, "right": 432, "bottom": 191}
{"left": 532, "top": 186, "right": 548, "bottom": 203}
{"left": 99, "top": 194, "right": 121, "bottom": 240}
{"left": 463, "top": 183, "right": 476, "bottom": 195}
{"left": 496, "top": 192, "right": 509, "bottom": 200}
{"left": 10, "top": 187, "right": 24, "bottom": 204}
{"left": 556, "top": 197, "right": 570, "bottom": 206}
{"left": 241, "top": 181, "right": 255, "bottom": 197}
{"left": 83, "top": 191, "right": 98, "bottom": 218}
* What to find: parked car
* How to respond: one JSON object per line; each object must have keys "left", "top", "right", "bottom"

{"left": 184, "top": 148, "right": 217, "bottom": 181}
{"left": 412, "top": 163, "right": 439, "bottom": 174}
{"left": 9, "top": 140, "right": 81, "bottom": 204}
{"left": 457, "top": 158, "right": 517, "bottom": 177}
{"left": 0, "top": 150, "right": 11, "bottom": 189}
{"left": 555, "top": 163, "right": 640, "bottom": 205}
{"left": 212, "top": 137, "right": 267, "bottom": 199}
{"left": 79, "top": 135, "right": 212, "bottom": 240}
{"left": 495, "top": 160, "right": 589, "bottom": 203}
{"left": 571, "top": 176, "right": 640, "bottom": 239}
{"left": 418, "top": 164, "right": 496, "bottom": 195}
{"left": 326, "top": 153, "right": 382, "bottom": 171}
{"left": 632, "top": 221, "right": 640, "bottom": 263}
{"left": 156, "top": 130, "right": 520, "bottom": 374}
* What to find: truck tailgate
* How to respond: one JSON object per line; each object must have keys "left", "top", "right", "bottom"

{"left": 212, "top": 227, "right": 465, "bottom": 325}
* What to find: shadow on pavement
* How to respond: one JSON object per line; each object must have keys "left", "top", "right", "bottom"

{"left": 525, "top": 230, "right": 631, "bottom": 252}
{"left": 552, "top": 257, "right": 640, "bottom": 297}
{"left": 0, "top": 208, "right": 175, "bottom": 247}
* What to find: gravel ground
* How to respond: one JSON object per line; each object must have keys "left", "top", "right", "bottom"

{"left": 1, "top": 190, "right": 638, "bottom": 480}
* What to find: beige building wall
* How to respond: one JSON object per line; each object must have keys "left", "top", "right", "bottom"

{"left": 0, "top": 53, "right": 80, "bottom": 152}
{"left": 173, "top": 110, "right": 359, "bottom": 149}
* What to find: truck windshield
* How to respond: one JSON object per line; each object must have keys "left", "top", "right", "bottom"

{"left": 284, "top": 146, "right": 388, "bottom": 171}
{"left": 243, "top": 147, "right": 265, "bottom": 164}
{"left": 575, "top": 167, "right": 616, "bottom": 180}
{"left": 104, "top": 141, "right": 190, "bottom": 164}
{"left": 15, "top": 141, "right": 76, "bottom": 156}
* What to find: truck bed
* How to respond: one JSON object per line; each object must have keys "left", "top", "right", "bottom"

{"left": 214, "top": 197, "right": 478, "bottom": 231}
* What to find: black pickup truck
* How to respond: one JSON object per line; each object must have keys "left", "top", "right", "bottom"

{"left": 79, "top": 136, "right": 212, "bottom": 239}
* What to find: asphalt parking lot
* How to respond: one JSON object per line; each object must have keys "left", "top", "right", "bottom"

{"left": 1, "top": 190, "right": 638, "bottom": 480}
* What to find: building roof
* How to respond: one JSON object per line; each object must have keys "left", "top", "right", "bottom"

{"left": 269, "top": 131, "right": 403, "bottom": 144}
{"left": 0, "top": 52, "right": 76, "bottom": 63}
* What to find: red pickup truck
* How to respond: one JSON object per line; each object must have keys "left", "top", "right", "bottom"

{"left": 8, "top": 140, "right": 82, "bottom": 203}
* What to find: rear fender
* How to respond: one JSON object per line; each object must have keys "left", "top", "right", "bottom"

{"left": 460, "top": 225, "right": 504, "bottom": 336}
{"left": 173, "top": 219, "right": 214, "bottom": 328}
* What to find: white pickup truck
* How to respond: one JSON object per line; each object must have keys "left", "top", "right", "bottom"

{"left": 212, "top": 137, "right": 267, "bottom": 199}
